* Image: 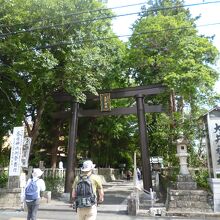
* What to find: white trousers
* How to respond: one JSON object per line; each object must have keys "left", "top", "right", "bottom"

{"left": 77, "top": 205, "right": 97, "bottom": 220}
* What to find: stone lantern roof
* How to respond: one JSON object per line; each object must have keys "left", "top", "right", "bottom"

{"left": 176, "top": 134, "right": 188, "bottom": 146}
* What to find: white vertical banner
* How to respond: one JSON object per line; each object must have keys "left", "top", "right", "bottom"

{"left": 207, "top": 111, "right": 220, "bottom": 176}
{"left": 9, "top": 126, "right": 25, "bottom": 176}
{"left": 21, "top": 137, "right": 32, "bottom": 168}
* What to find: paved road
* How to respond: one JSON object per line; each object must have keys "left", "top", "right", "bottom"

{"left": 0, "top": 211, "right": 217, "bottom": 220}
{"left": 0, "top": 181, "right": 218, "bottom": 220}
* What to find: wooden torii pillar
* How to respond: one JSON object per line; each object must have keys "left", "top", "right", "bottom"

{"left": 65, "top": 102, "right": 79, "bottom": 193}
{"left": 136, "top": 94, "right": 151, "bottom": 190}
{"left": 53, "top": 84, "right": 165, "bottom": 192}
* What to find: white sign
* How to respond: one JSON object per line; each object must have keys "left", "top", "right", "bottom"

{"left": 207, "top": 112, "right": 220, "bottom": 176}
{"left": 21, "top": 137, "right": 31, "bottom": 168}
{"left": 20, "top": 172, "right": 26, "bottom": 187}
{"left": 9, "top": 126, "right": 24, "bottom": 176}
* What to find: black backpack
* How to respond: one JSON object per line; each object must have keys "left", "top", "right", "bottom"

{"left": 75, "top": 175, "right": 97, "bottom": 208}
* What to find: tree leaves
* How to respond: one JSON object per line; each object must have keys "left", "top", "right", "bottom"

{"left": 0, "top": 0, "right": 125, "bottom": 144}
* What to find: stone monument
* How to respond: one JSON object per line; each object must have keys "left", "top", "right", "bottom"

{"left": 202, "top": 106, "right": 220, "bottom": 213}
{"left": 0, "top": 127, "right": 25, "bottom": 210}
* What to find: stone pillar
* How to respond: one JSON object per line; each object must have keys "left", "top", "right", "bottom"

{"left": 127, "top": 191, "right": 139, "bottom": 216}
{"left": 8, "top": 176, "right": 20, "bottom": 189}
{"left": 208, "top": 178, "right": 220, "bottom": 212}
{"left": 39, "top": 161, "right": 45, "bottom": 170}
{"left": 0, "top": 188, "right": 22, "bottom": 209}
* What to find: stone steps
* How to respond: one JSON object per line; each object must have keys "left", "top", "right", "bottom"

{"left": 168, "top": 207, "right": 213, "bottom": 213}
{"left": 166, "top": 210, "right": 220, "bottom": 218}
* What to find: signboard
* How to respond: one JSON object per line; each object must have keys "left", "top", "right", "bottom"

{"left": 9, "top": 126, "right": 24, "bottom": 176}
{"left": 100, "top": 93, "right": 111, "bottom": 111}
{"left": 21, "top": 137, "right": 31, "bottom": 168}
{"left": 20, "top": 172, "right": 26, "bottom": 187}
{"left": 206, "top": 109, "right": 220, "bottom": 177}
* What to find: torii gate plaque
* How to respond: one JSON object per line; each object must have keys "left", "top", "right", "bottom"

{"left": 53, "top": 84, "right": 165, "bottom": 192}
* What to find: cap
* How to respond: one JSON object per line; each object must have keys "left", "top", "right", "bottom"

{"left": 32, "top": 168, "right": 44, "bottom": 178}
{"left": 81, "top": 160, "right": 96, "bottom": 172}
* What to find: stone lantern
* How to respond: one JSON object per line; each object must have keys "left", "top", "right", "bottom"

{"left": 167, "top": 134, "right": 212, "bottom": 214}
{"left": 176, "top": 136, "right": 189, "bottom": 175}
{"left": 175, "top": 135, "right": 197, "bottom": 190}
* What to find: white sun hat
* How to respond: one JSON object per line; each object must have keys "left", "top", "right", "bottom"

{"left": 32, "top": 168, "right": 44, "bottom": 178}
{"left": 81, "top": 160, "right": 96, "bottom": 172}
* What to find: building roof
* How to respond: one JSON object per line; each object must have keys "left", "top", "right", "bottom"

{"left": 202, "top": 105, "right": 220, "bottom": 117}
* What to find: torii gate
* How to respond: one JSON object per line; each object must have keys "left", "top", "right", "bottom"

{"left": 53, "top": 84, "right": 165, "bottom": 192}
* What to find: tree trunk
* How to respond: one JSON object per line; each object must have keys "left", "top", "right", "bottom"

{"left": 51, "top": 120, "right": 61, "bottom": 169}
{"left": 24, "top": 101, "right": 46, "bottom": 153}
{"left": 169, "top": 90, "right": 176, "bottom": 128}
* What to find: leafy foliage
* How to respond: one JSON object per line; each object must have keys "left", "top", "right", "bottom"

{"left": 0, "top": 0, "right": 219, "bottom": 176}
{"left": 0, "top": 171, "right": 8, "bottom": 188}
{"left": 44, "top": 176, "right": 64, "bottom": 196}
{"left": 126, "top": 0, "right": 219, "bottom": 166}
{"left": 192, "top": 169, "right": 209, "bottom": 189}
{"left": 0, "top": 0, "right": 126, "bottom": 160}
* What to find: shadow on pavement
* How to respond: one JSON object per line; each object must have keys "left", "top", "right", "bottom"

{"left": 98, "top": 209, "right": 127, "bottom": 215}
{"left": 102, "top": 191, "right": 131, "bottom": 205}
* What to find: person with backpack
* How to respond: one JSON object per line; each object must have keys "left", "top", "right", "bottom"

{"left": 72, "top": 160, "right": 104, "bottom": 220}
{"left": 24, "top": 168, "right": 46, "bottom": 220}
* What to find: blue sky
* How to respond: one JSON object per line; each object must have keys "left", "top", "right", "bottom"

{"left": 107, "top": 0, "right": 220, "bottom": 94}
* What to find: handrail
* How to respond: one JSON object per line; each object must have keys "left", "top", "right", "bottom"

{"left": 134, "top": 185, "right": 156, "bottom": 201}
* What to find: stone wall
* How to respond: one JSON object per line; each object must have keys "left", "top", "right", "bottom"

{"left": 98, "top": 168, "right": 120, "bottom": 182}
{"left": 208, "top": 178, "right": 220, "bottom": 212}
{"left": 42, "top": 168, "right": 120, "bottom": 182}
{"left": 0, "top": 188, "right": 21, "bottom": 209}
{"left": 167, "top": 189, "right": 213, "bottom": 213}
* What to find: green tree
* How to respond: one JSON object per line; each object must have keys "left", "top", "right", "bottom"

{"left": 0, "top": 0, "right": 126, "bottom": 161}
{"left": 127, "top": 0, "right": 219, "bottom": 164}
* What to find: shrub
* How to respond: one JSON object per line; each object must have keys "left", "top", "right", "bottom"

{"left": 193, "top": 168, "right": 209, "bottom": 190}
{"left": 0, "top": 171, "right": 8, "bottom": 188}
{"left": 44, "top": 176, "right": 64, "bottom": 197}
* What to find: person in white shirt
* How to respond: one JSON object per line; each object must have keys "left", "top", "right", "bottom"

{"left": 24, "top": 168, "right": 46, "bottom": 220}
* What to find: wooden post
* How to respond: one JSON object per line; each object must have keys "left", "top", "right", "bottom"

{"left": 136, "top": 94, "right": 152, "bottom": 191}
{"left": 65, "top": 102, "right": 79, "bottom": 193}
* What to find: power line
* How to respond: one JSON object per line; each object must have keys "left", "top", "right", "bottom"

{"left": 0, "top": 12, "right": 140, "bottom": 38}
{"left": 0, "top": 2, "right": 147, "bottom": 29}
{"left": 33, "top": 22, "right": 220, "bottom": 50}
{"left": 0, "top": 0, "right": 220, "bottom": 38}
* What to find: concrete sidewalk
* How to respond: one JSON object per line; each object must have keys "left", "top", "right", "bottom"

{"left": 0, "top": 181, "right": 133, "bottom": 220}
{"left": 0, "top": 180, "right": 220, "bottom": 220}
{"left": 38, "top": 181, "right": 132, "bottom": 212}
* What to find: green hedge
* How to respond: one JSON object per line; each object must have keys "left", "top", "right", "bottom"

{"left": 0, "top": 172, "right": 8, "bottom": 188}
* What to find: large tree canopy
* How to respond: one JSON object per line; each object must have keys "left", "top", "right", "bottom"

{"left": 1, "top": 0, "right": 219, "bottom": 170}
{"left": 0, "top": 0, "right": 126, "bottom": 150}
{"left": 129, "top": 0, "right": 219, "bottom": 101}
{"left": 126, "top": 0, "right": 219, "bottom": 164}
